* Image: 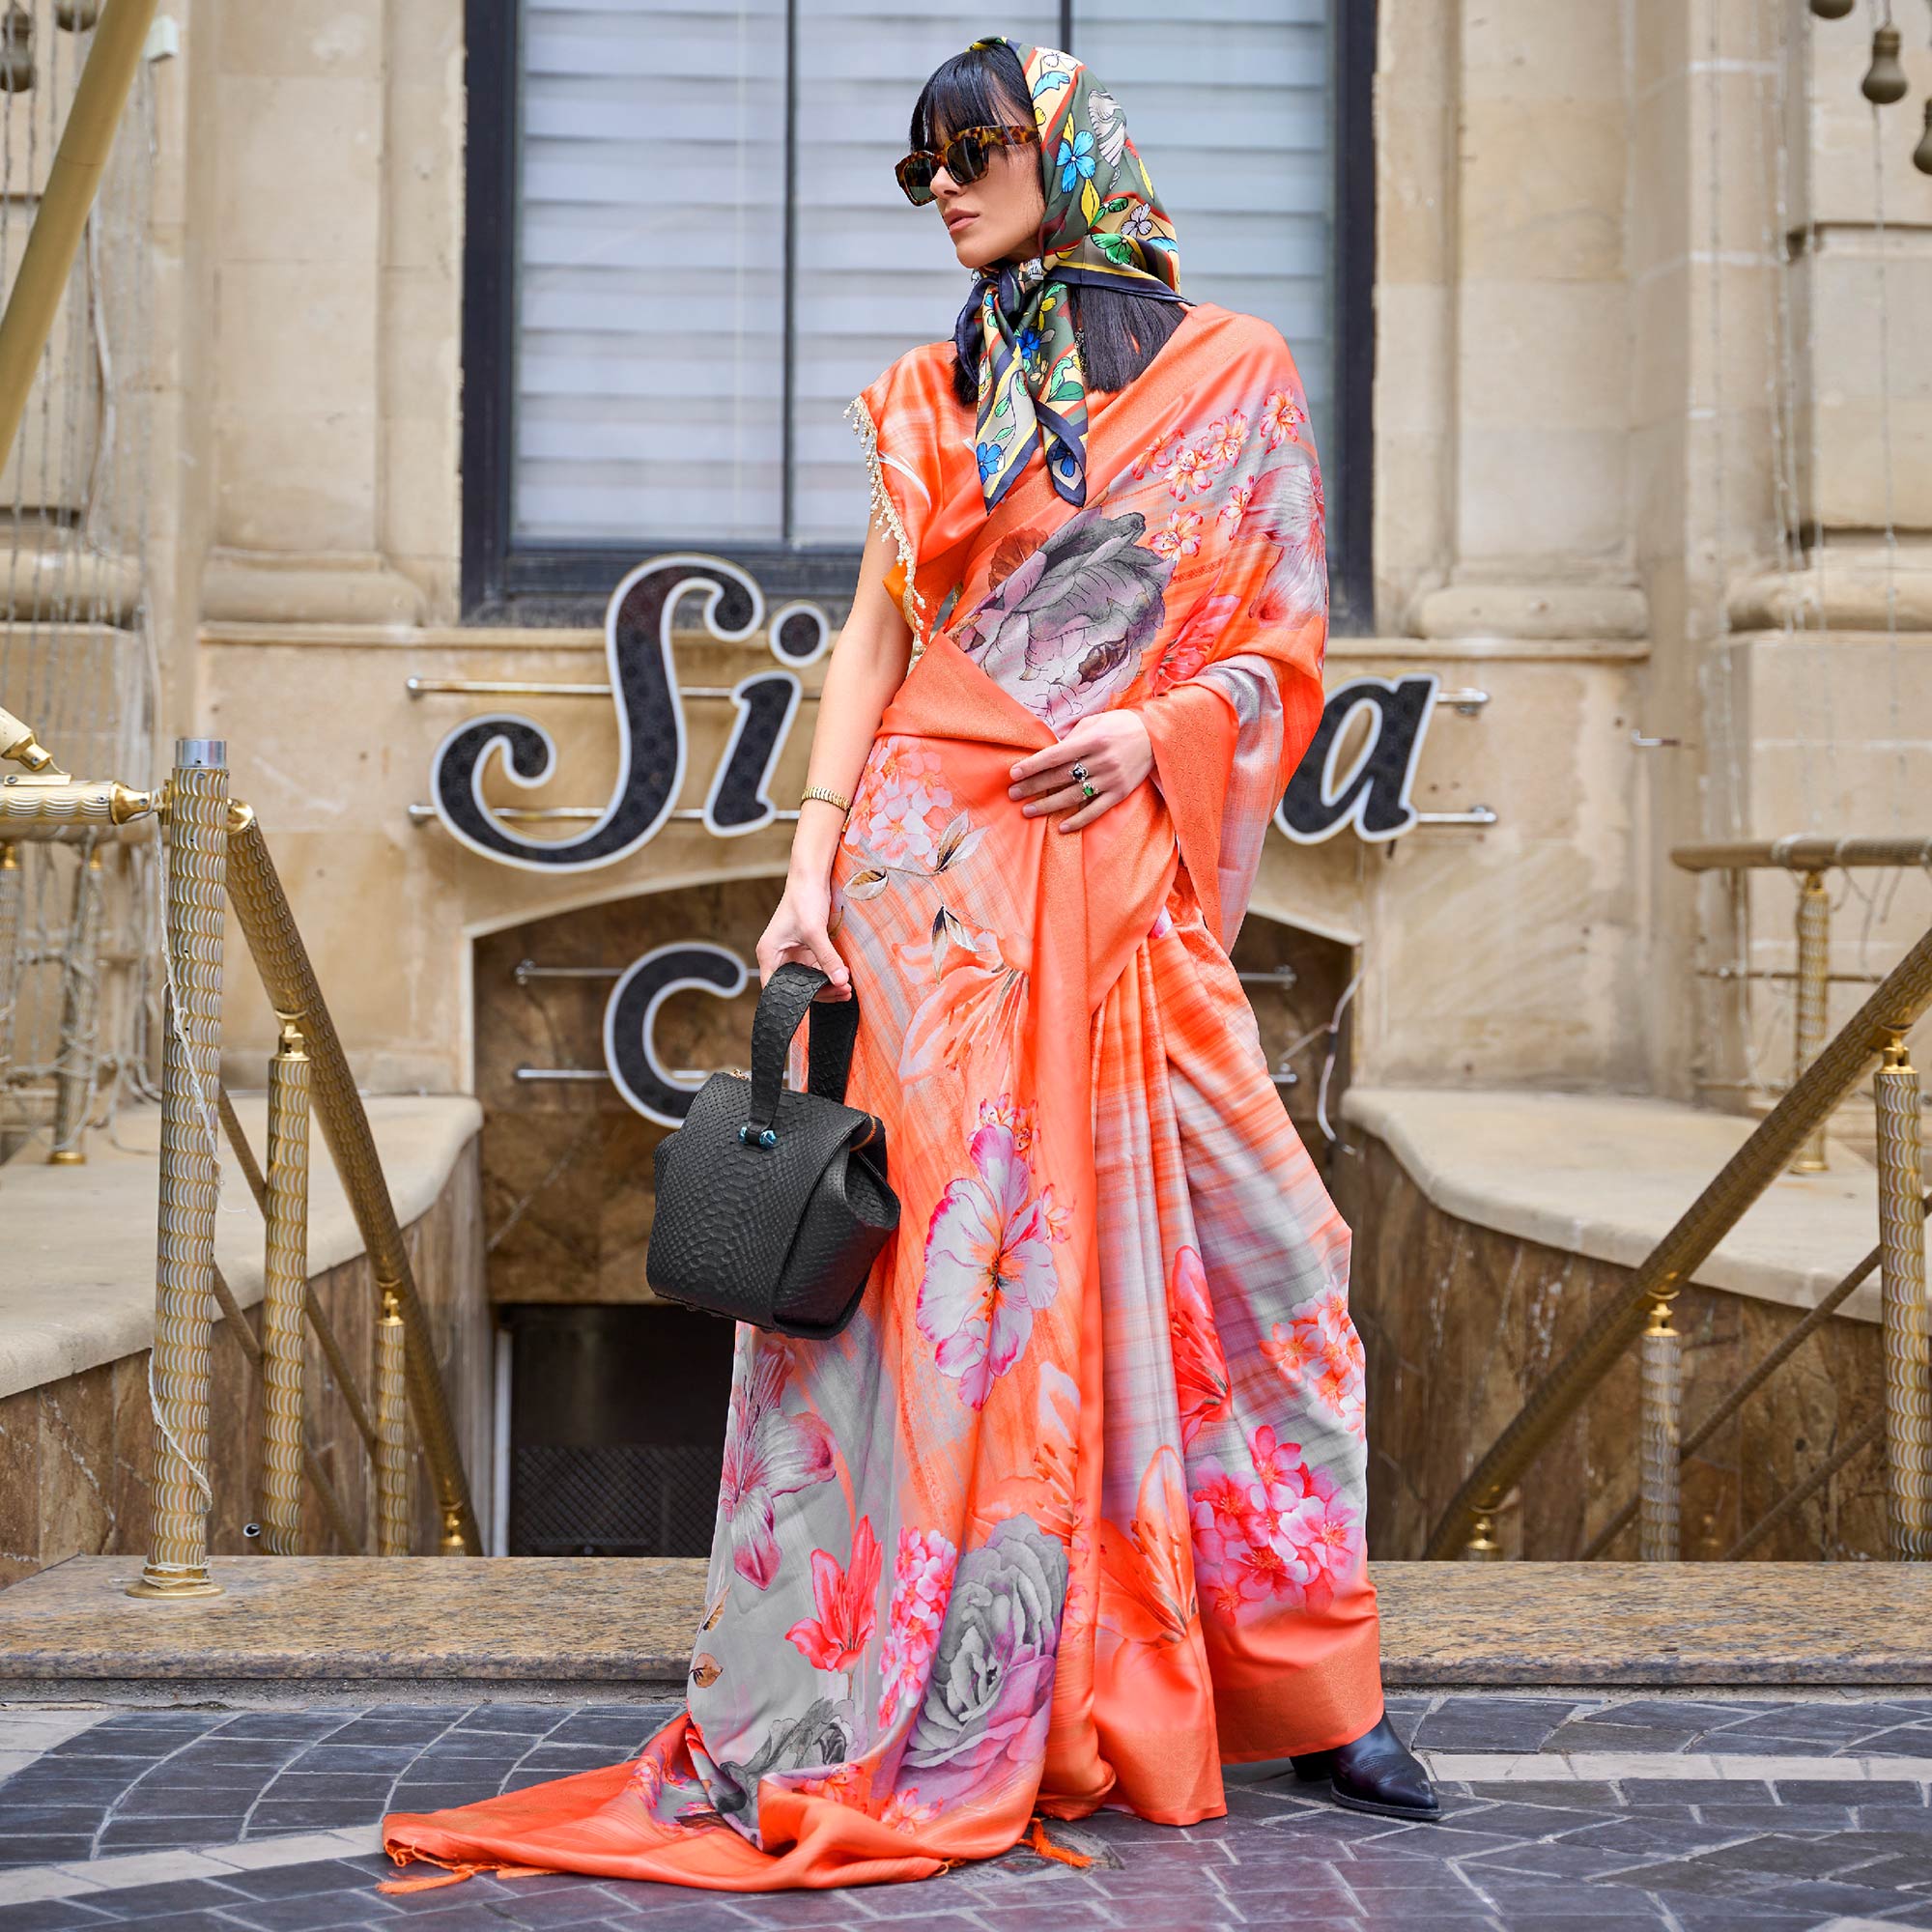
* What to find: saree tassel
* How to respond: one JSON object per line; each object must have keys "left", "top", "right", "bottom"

{"left": 378, "top": 1853, "right": 556, "bottom": 1894}
{"left": 1024, "top": 1815, "right": 1095, "bottom": 1868}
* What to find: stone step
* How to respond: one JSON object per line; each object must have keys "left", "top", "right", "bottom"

{"left": 1, "top": 1557, "right": 1927, "bottom": 1704}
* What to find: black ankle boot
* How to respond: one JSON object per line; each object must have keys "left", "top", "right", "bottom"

{"left": 1291, "top": 1713, "right": 1437, "bottom": 1822}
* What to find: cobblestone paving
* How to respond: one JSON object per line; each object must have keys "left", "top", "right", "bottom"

{"left": 2, "top": 1695, "right": 1932, "bottom": 1929}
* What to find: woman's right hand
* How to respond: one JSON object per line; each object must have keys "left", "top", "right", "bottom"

{"left": 755, "top": 870, "right": 852, "bottom": 999}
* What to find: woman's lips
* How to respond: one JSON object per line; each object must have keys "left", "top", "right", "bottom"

{"left": 945, "top": 211, "right": 977, "bottom": 233}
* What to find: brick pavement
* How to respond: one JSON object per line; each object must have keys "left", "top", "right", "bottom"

{"left": 1, "top": 1694, "right": 1931, "bottom": 1929}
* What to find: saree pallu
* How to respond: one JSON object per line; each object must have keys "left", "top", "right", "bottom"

{"left": 383, "top": 300, "right": 1380, "bottom": 1893}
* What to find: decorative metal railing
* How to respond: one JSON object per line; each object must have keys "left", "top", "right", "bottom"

{"left": 1, "top": 709, "right": 481, "bottom": 1587}
{"left": 1423, "top": 843, "right": 1931, "bottom": 1563}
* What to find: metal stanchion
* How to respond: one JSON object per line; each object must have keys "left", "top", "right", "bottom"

{"left": 47, "top": 843, "right": 104, "bottom": 1163}
{"left": 1638, "top": 1295, "right": 1682, "bottom": 1560}
{"left": 259, "top": 1021, "right": 310, "bottom": 1556}
{"left": 1463, "top": 1508, "right": 1503, "bottom": 1561}
{"left": 1792, "top": 870, "right": 1831, "bottom": 1172}
{"left": 0, "top": 841, "right": 20, "bottom": 1096}
{"left": 225, "top": 808, "right": 481, "bottom": 1554}
{"left": 128, "top": 740, "right": 228, "bottom": 1600}
{"left": 375, "top": 1294, "right": 411, "bottom": 1557}
{"left": 1879, "top": 1036, "right": 1929, "bottom": 1559}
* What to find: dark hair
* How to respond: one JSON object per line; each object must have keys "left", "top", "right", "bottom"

{"left": 911, "top": 42, "right": 1186, "bottom": 409}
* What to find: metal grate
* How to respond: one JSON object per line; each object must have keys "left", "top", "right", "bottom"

{"left": 510, "top": 1441, "right": 724, "bottom": 1557}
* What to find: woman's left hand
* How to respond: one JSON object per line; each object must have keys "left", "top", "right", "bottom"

{"left": 1008, "top": 709, "right": 1155, "bottom": 832}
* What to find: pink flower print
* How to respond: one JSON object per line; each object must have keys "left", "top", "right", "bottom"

{"left": 1246, "top": 456, "right": 1328, "bottom": 624}
{"left": 1188, "top": 1462, "right": 1272, "bottom": 1613}
{"left": 1287, "top": 1470, "right": 1360, "bottom": 1602}
{"left": 1247, "top": 1422, "right": 1303, "bottom": 1496}
{"left": 1166, "top": 443, "right": 1215, "bottom": 499}
{"left": 794, "top": 1763, "right": 870, "bottom": 1807}
{"left": 877, "top": 1525, "right": 959, "bottom": 1727}
{"left": 1264, "top": 1286, "right": 1367, "bottom": 1441}
{"left": 1150, "top": 637, "right": 1209, "bottom": 696}
{"left": 716, "top": 1348, "right": 836, "bottom": 1589}
{"left": 1148, "top": 593, "right": 1236, "bottom": 696}
{"left": 1131, "top": 429, "right": 1182, "bottom": 480}
{"left": 1217, "top": 479, "right": 1254, "bottom": 534}
{"left": 877, "top": 1788, "right": 939, "bottom": 1832}
{"left": 1262, "top": 1319, "right": 1321, "bottom": 1395}
{"left": 1151, "top": 509, "right": 1204, "bottom": 561}
{"left": 1261, "top": 386, "right": 1307, "bottom": 451}
{"left": 1167, "top": 1246, "right": 1232, "bottom": 1449}
{"left": 784, "top": 1517, "right": 883, "bottom": 1673}
{"left": 917, "top": 1122, "right": 1065, "bottom": 1409}
{"left": 1202, "top": 411, "right": 1249, "bottom": 469}
{"left": 1189, "top": 1424, "right": 1361, "bottom": 1624}
{"left": 1191, "top": 1464, "right": 1258, "bottom": 1540}
{"left": 850, "top": 738, "right": 956, "bottom": 869}
{"left": 976, "top": 1092, "right": 1038, "bottom": 1158}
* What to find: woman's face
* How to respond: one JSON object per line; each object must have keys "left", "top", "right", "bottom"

{"left": 930, "top": 112, "right": 1046, "bottom": 271}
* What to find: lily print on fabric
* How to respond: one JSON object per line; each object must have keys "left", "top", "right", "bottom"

{"left": 717, "top": 1347, "right": 836, "bottom": 1589}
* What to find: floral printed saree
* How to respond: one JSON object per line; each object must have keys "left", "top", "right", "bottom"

{"left": 381, "top": 296, "right": 1381, "bottom": 1896}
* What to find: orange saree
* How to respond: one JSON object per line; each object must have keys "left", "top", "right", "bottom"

{"left": 382, "top": 299, "right": 1380, "bottom": 1893}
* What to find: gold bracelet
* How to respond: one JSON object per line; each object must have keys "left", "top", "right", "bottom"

{"left": 800, "top": 784, "right": 852, "bottom": 813}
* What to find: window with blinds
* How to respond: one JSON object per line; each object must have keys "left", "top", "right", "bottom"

{"left": 500, "top": 0, "right": 1352, "bottom": 574}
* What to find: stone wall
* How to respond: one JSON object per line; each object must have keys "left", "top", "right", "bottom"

{"left": 1340, "top": 1132, "right": 1887, "bottom": 1564}
{"left": 0, "top": 1139, "right": 488, "bottom": 1586}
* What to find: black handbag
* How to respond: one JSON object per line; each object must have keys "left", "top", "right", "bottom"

{"left": 645, "top": 961, "right": 899, "bottom": 1337}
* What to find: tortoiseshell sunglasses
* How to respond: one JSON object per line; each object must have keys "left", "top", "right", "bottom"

{"left": 895, "top": 125, "right": 1038, "bottom": 206}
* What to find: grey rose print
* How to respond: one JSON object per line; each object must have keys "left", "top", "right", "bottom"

{"left": 901, "top": 1514, "right": 1068, "bottom": 1802}
{"left": 704, "top": 1697, "right": 853, "bottom": 1823}
{"left": 955, "top": 509, "right": 1170, "bottom": 729}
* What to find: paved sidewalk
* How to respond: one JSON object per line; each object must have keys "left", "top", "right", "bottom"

{"left": 2, "top": 1693, "right": 1931, "bottom": 1929}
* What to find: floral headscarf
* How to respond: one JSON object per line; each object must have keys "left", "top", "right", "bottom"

{"left": 951, "top": 39, "right": 1183, "bottom": 514}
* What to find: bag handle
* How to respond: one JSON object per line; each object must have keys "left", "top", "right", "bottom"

{"left": 746, "top": 961, "right": 861, "bottom": 1132}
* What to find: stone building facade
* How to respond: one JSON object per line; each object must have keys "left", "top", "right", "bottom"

{"left": 7, "top": 0, "right": 1929, "bottom": 1563}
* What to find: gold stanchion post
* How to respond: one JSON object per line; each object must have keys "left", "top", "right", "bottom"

{"left": 1638, "top": 1295, "right": 1682, "bottom": 1560}
{"left": 375, "top": 1293, "right": 411, "bottom": 1557}
{"left": 129, "top": 739, "right": 228, "bottom": 1600}
{"left": 1879, "top": 1035, "right": 1929, "bottom": 1559}
{"left": 225, "top": 808, "right": 480, "bottom": 1553}
{"left": 0, "top": 841, "right": 20, "bottom": 1092}
{"left": 1792, "top": 870, "right": 1831, "bottom": 1173}
{"left": 260, "top": 1021, "right": 310, "bottom": 1555}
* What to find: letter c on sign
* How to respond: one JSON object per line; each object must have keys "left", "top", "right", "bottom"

{"left": 603, "top": 943, "right": 750, "bottom": 1127}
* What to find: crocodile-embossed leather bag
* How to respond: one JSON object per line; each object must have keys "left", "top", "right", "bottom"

{"left": 645, "top": 961, "right": 898, "bottom": 1338}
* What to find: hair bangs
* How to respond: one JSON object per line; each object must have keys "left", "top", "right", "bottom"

{"left": 910, "top": 42, "right": 1031, "bottom": 152}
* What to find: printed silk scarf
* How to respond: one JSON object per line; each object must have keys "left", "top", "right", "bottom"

{"left": 952, "top": 38, "right": 1184, "bottom": 513}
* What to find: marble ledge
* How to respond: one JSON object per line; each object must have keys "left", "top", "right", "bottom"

{"left": 1344, "top": 1085, "right": 1889, "bottom": 1321}
{"left": 2, "top": 1557, "right": 1929, "bottom": 1690}
{"left": 0, "top": 1094, "right": 482, "bottom": 1402}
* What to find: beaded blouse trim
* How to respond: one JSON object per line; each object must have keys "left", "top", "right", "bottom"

{"left": 844, "top": 394, "right": 929, "bottom": 662}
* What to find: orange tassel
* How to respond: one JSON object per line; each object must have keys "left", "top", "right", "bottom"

{"left": 378, "top": 1857, "right": 555, "bottom": 1895}
{"left": 378, "top": 1864, "right": 479, "bottom": 1894}
{"left": 1025, "top": 1816, "right": 1094, "bottom": 1868}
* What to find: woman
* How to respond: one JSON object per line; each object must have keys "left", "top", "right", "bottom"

{"left": 384, "top": 35, "right": 1432, "bottom": 1896}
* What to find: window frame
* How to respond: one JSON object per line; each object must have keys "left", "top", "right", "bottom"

{"left": 460, "top": 0, "right": 1378, "bottom": 629}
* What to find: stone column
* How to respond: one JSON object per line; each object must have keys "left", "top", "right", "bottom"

{"left": 201, "top": 0, "right": 436, "bottom": 626}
